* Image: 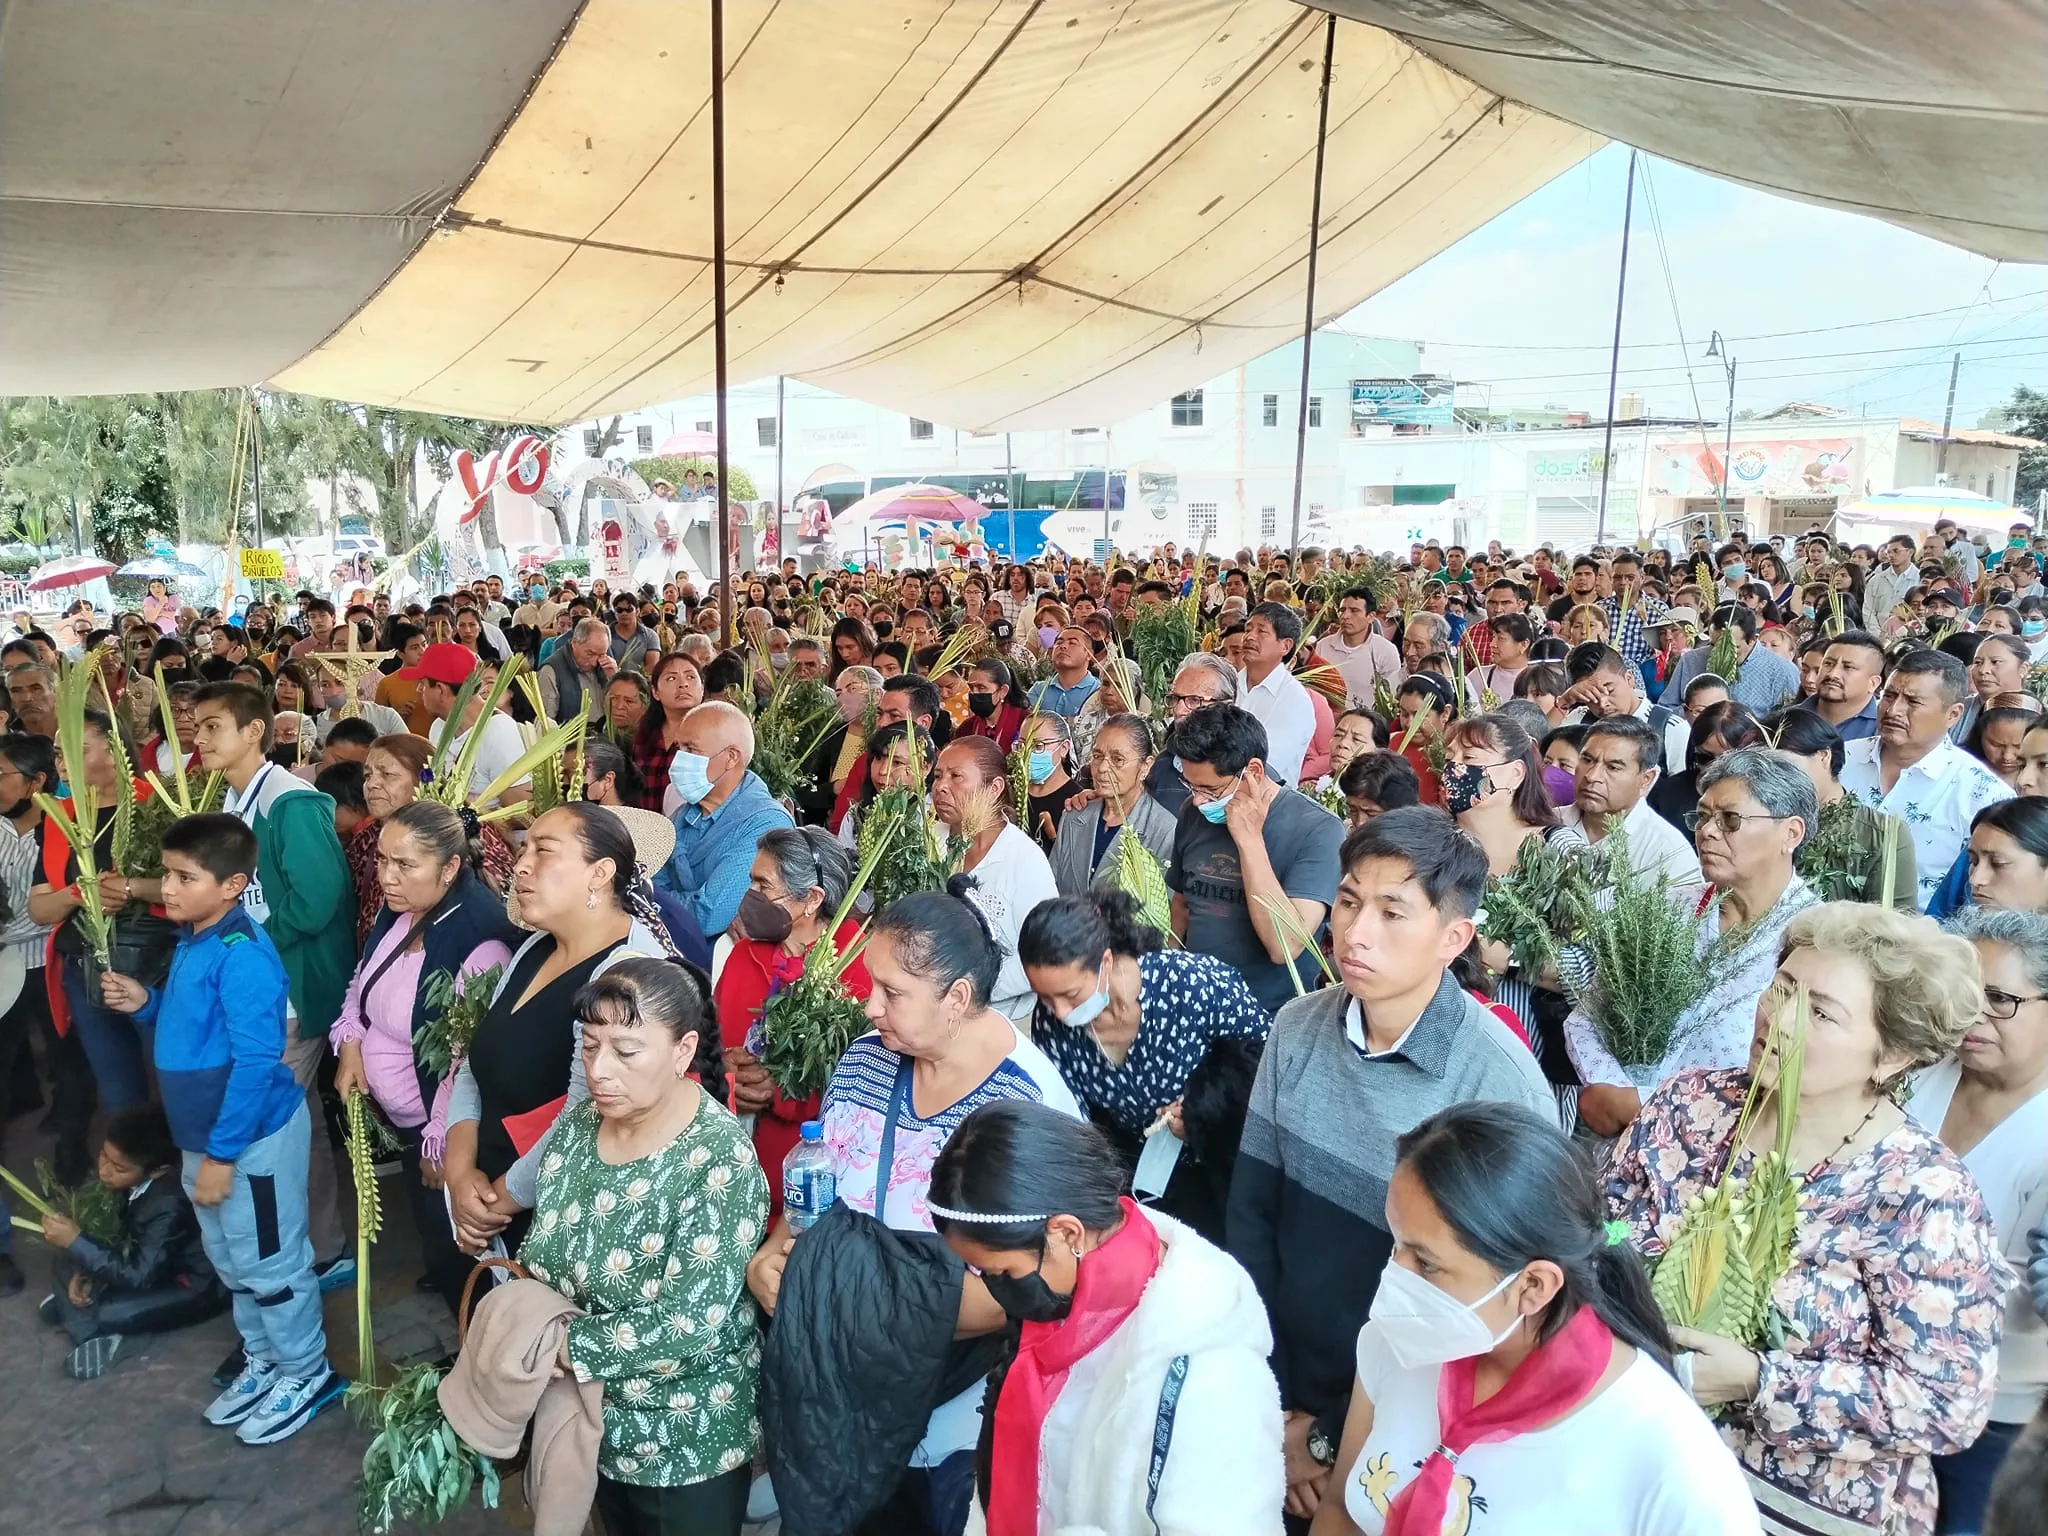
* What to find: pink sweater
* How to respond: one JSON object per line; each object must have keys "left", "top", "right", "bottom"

{"left": 330, "top": 913, "right": 511, "bottom": 1155}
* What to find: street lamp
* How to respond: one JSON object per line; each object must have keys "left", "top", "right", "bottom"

{"left": 1704, "top": 331, "right": 1737, "bottom": 537}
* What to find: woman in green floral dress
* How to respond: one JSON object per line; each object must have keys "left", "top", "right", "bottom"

{"left": 519, "top": 957, "right": 768, "bottom": 1536}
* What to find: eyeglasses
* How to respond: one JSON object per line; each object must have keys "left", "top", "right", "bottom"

{"left": 1090, "top": 751, "right": 1141, "bottom": 771}
{"left": 1185, "top": 774, "right": 1240, "bottom": 806}
{"left": 1166, "top": 692, "right": 1216, "bottom": 710}
{"left": 1983, "top": 986, "right": 2046, "bottom": 1021}
{"left": 1683, "top": 809, "right": 1788, "bottom": 837}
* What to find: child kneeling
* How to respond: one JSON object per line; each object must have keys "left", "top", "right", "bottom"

{"left": 40, "top": 1103, "right": 230, "bottom": 1378}
{"left": 100, "top": 813, "right": 341, "bottom": 1445}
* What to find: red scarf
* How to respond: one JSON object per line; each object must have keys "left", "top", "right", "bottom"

{"left": 1383, "top": 1304, "right": 1614, "bottom": 1536}
{"left": 987, "top": 1198, "right": 1161, "bottom": 1536}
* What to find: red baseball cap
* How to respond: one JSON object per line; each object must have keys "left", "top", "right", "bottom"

{"left": 402, "top": 642, "right": 478, "bottom": 687}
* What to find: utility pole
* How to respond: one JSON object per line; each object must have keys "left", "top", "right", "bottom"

{"left": 1937, "top": 350, "right": 1961, "bottom": 482}
{"left": 1706, "top": 330, "right": 1736, "bottom": 537}
{"left": 1595, "top": 150, "right": 1637, "bottom": 546}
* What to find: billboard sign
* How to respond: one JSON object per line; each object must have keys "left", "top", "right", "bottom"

{"left": 1650, "top": 437, "right": 1857, "bottom": 500}
{"left": 1350, "top": 376, "right": 1455, "bottom": 427}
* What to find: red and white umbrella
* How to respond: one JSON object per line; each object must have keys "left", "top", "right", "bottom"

{"left": 28, "top": 554, "right": 115, "bottom": 591}
{"left": 651, "top": 429, "right": 720, "bottom": 458}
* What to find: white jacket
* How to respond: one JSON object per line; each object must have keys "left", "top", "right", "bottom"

{"left": 969, "top": 1210, "right": 1285, "bottom": 1536}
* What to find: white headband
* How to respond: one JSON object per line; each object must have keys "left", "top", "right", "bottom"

{"left": 925, "top": 1200, "right": 1049, "bottom": 1224}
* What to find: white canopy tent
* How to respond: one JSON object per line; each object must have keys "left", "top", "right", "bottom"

{"left": 5, "top": 1, "right": 2042, "bottom": 433}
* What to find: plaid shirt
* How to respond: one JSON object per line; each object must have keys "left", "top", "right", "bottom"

{"left": 1460, "top": 617, "right": 1495, "bottom": 664}
{"left": 628, "top": 723, "right": 680, "bottom": 812}
{"left": 1601, "top": 588, "right": 1669, "bottom": 666}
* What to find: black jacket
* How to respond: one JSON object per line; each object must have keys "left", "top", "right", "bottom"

{"left": 795, "top": 721, "right": 847, "bottom": 827}
{"left": 761, "top": 1200, "right": 1003, "bottom": 1536}
{"left": 67, "top": 1172, "right": 215, "bottom": 1293}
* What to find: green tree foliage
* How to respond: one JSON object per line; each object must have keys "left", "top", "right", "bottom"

{"left": 633, "top": 455, "right": 759, "bottom": 501}
{"left": 1986, "top": 385, "right": 2048, "bottom": 508}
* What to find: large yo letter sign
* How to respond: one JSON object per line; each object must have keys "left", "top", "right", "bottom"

{"left": 452, "top": 436, "right": 551, "bottom": 524}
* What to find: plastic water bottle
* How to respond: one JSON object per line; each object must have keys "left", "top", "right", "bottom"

{"left": 783, "top": 1122, "right": 837, "bottom": 1234}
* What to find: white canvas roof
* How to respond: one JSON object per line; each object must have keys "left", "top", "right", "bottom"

{"left": 2, "top": 1, "right": 2037, "bottom": 430}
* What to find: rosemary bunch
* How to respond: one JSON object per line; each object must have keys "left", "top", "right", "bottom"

{"left": 757, "top": 845, "right": 881, "bottom": 1098}
{"left": 353, "top": 1363, "right": 501, "bottom": 1534}
{"left": 1567, "top": 823, "right": 1715, "bottom": 1069}
{"left": 1477, "top": 835, "right": 1593, "bottom": 976}
{"left": 1129, "top": 601, "right": 1199, "bottom": 712}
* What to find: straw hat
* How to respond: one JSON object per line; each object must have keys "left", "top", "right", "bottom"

{"left": 503, "top": 802, "right": 677, "bottom": 929}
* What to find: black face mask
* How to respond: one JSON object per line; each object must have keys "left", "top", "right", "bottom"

{"left": 981, "top": 1265, "right": 1073, "bottom": 1324}
{"left": 873, "top": 621, "right": 894, "bottom": 639}
{"left": 967, "top": 692, "right": 998, "bottom": 718}
{"left": 267, "top": 746, "right": 302, "bottom": 769}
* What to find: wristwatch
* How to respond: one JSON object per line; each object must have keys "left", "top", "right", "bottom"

{"left": 1306, "top": 1423, "right": 1338, "bottom": 1468}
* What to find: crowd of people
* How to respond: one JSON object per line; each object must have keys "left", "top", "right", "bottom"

{"left": 1, "top": 520, "right": 2046, "bottom": 1536}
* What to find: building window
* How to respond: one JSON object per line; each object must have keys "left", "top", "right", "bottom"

{"left": 635, "top": 424, "right": 654, "bottom": 453}
{"left": 1262, "top": 393, "right": 1279, "bottom": 428}
{"left": 694, "top": 419, "right": 713, "bottom": 434}
{"left": 1187, "top": 502, "right": 1219, "bottom": 540}
{"left": 582, "top": 428, "right": 602, "bottom": 457}
{"left": 909, "top": 418, "right": 935, "bottom": 441}
{"left": 1308, "top": 396, "right": 1322, "bottom": 428}
{"left": 1170, "top": 391, "right": 1204, "bottom": 428}
{"left": 757, "top": 416, "right": 778, "bottom": 449}
{"left": 1260, "top": 505, "right": 1278, "bottom": 540}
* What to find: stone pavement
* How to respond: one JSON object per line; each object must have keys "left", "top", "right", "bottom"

{"left": 1, "top": 1117, "right": 508, "bottom": 1536}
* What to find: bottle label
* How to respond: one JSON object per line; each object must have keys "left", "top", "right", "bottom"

{"left": 784, "top": 1165, "right": 837, "bottom": 1227}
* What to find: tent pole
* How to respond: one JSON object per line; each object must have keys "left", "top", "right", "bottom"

{"left": 1005, "top": 432, "right": 1016, "bottom": 562}
{"left": 1289, "top": 13, "right": 1336, "bottom": 563}
{"left": 711, "top": 0, "right": 733, "bottom": 643}
{"left": 775, "top": 375, "right": 786, "bottom": 568}
{"left": 1595, "top": 149, "right": 1637, "bottom": 547}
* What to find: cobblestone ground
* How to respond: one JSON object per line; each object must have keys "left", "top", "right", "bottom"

{"left": 2, "top": 1117, "right": 510, "bottom": 1536}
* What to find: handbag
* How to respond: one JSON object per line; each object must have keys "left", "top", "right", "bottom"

{"left": 1744, "top": 1470, "right": 1883, "bottom": 1536}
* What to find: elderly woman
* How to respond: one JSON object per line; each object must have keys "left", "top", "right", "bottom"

{"left": 713, "top": 827, "right": 872, "bottom": 1221}
{"left": 347, "top": 734, "right": 516, "bottom": 943}
{"left": 746, "top": 884, "right": 1080, "bottom": 1534}
{"left": 1607, "top": 903, "right": 2011, "bottom": 1536}
{"left": 1768, "top": 707, "right": 1918, "bottom": 909}
{"left": 628, "top": 652, "right": 704, "bottom": 811}
{"left": 1049, "top": 713, "right": 1173, "bottom": 896}
{"left": 442, "top": 804, "right": 675, "bottom": 1256}
{"left": 1569, "top": 747, "right": 1821, "bottom": 1137}
{"left": 934, "top": 738, "right": 1059, "bottom": 1023}
{"left": 329, "top": 802, "right": 516, "bottom": 1312}
{"left": 519, "top": 958, "right": 764, "bottom": 1536}
{"left": 801, "top": 662, "right": 882, "bottom": 830}
{"left": 1909, "top": 907, "right": 2048, "bottom": 1529}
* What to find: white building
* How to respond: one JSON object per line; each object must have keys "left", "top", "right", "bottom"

{"left": 559, "top": 330, "right": 1422, "bottom": 558}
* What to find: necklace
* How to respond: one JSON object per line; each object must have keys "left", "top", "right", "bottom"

{"left": 1801, "top": 1096, "right": 1885, "bottom": 1179}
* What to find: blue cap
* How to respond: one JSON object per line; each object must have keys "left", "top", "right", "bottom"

{"left": 800, "top": 1121, "right": 824, "bottom": 1141}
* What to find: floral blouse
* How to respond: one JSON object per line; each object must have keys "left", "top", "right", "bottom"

{"left": 1605, "top": 1069, "right": 2013, "bottom": 1535}
{"left": 519, "top": 1096, "right": 768, "bottom": 1488}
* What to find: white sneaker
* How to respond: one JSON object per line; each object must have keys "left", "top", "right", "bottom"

{"left": 204, "top": 1359, "right": 279, "bottom": 1426}
{"left": 235, "top": 1363, "right": 345, "bottom": 1446}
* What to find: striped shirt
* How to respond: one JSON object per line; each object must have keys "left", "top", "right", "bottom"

{"left": 0, "top": 815, "right": 49, "bottom": 970}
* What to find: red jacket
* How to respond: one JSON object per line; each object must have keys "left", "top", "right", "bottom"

{"left": 713, "top": 919, "right": 873, "bottom": 1222}
{"left": 958, "top": 701, "right": 1026, "bottom": 752}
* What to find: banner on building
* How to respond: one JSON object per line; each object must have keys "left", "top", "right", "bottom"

{"left": 1650, "top": 437, "right": 1857, "bottom": 500}
{"left": 1350, "top": 376, "right": 1456, "bottom": 428}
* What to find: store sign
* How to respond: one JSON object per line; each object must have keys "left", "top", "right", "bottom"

{"left": 1651, "top": 437, "right": 1857, "bottom": 499}
{"left": 239, "top": 548, "right": 285, "bottom": 579}
{"left": 800, "top": 425, "right": 869, "bottom": 453}
{"left": 1350, "top": 376, "right": 1455, "bottom": 427}
{"left": 1530, "top": 450, "right": 1605, "bottom": 487}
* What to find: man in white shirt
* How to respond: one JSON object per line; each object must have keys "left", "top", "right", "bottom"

{"left": 1839, "top": 649, "right": 2013, "bottom": 909}
{"left": 1313, "top": 587, "right": 1403, "bottom": 705}
{"left": 411, "top": 643, "right": 532, "bottom": 810}
{"left": 1863, "top": 536, "right": 1922, "bottom": 631}
{"left": 1235, "top": 601, "right": 1315, "bottom": 787}
{"left": 1558, "top": 714, "right": 1704, "bottom": 898}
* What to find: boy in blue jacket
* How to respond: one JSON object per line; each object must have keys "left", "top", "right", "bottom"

{"left": 101, "top": 813, "right": 342, "bottom": 1445}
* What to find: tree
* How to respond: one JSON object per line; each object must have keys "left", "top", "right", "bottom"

{"left": 1989, "top": 385, "right": 2048, "bottom": 508}
{"left": 632, "top": 455, "right": 759, "bottom": 501}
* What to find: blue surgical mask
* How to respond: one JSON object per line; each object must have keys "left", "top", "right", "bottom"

{"left": 1197, "top": 786, "right": 1235, "bottom": 824}
{"left": 1027, "top": 749, "right": 1056, "bottom": 784}
{"left": 1802, "top": 605, "right": 1817, "bottom": 621}
{"left": 1058, "top": 957, "right": 1112, "bottom": 1030}
{"left": 529, "top": 584, "right": 545, "bottom": 601}
{"left": 1725, "top": 563, "right": 1748, "bottom": 582}
{"left": 2026, "top": 620, "right": 2046, "bottom": 637}
{"left": 669, "top": 749, "right": 715, "bottom": 804}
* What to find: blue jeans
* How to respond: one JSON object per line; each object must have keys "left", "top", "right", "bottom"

{"left": 182, "top": 1102, "right": 328, "bottom": 1379}
{"left": 1934, "top": 1416, "right": 2024, "bottom": 1535}
{"left": 62, "top": 959, "right": 151, "bottom": 1113}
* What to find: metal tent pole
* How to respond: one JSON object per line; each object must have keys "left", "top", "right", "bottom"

{"left": 1288, "top": 13, "right": 1337, "bottom": 562}
{"left": 711, "top": 0, "right": 733, "bottom": 642}
{"left": 775, "top": 374, "right": 786, "bottom": 565}
{"left": 1595, "top": 149, "right": 1638, "bottom": 546}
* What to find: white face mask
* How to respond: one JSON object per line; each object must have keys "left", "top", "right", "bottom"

{"left": 1367, "top": 1258, "right": 1525, "bottom": 1370}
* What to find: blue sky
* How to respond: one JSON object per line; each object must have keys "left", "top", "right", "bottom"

{"left": 1341, "top": 142, "right": 2048, "bottom": 427}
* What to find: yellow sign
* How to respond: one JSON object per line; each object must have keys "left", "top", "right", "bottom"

{"left": 239, "top": 548, "right": 285, "bottom": 579}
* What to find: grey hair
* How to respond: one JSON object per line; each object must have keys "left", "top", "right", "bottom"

{"left": 572, "top": 616, "right": 611, "bottom": 646}
{"left": 5, "top": 662, "right": 55, "bottom": 690}
{"left": 757, "top": 825, "right": 854, "bottom": 916}
{"left": 1173, "top": 651, "right": 1241, "bottom": 702}
{"left": 678, "top": 633, "right": 714, "bottom": 664}
{"left": 1406, "top": 611, "right": 1451, "bottom": 648}
{"left": 1495, "top": 698, "right": 1549, "bottom": 741}
{"left": 1944, "top": 905, "right": 2048, "bottom": 996}
{"left": 1697, "top": 746, "right": 1819, "bottom": 854}
{"left": 841, "top": 664, "right": 884, "bottom": 692}
{"left": 789, "top": 635, "right": 824, "bottom": 658}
